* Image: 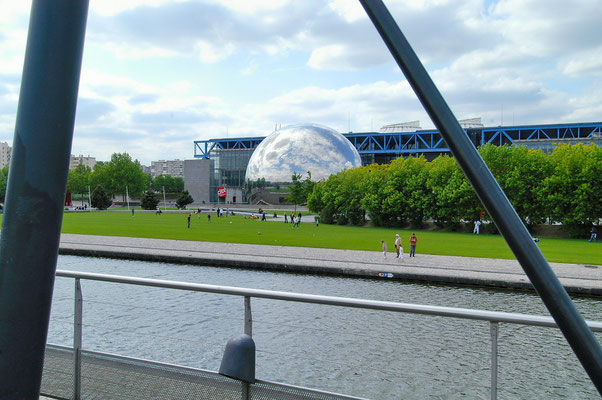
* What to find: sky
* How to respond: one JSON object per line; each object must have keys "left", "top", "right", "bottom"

{"left": 1, "top": 0, "right": 601, "bottom": 165}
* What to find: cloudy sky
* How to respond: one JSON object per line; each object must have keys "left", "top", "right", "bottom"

{"left": 1, "top": 0, "right": 601, "bottom": 165}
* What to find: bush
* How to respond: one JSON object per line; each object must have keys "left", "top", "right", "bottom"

{"left": 140, "top": 190, "right": 160, "bottom": 210}
{"left": 91, "top": 185, "right": 112, "bottom": 210}
{"left": 175, "top": 190, "right": 193, "bottom": 209}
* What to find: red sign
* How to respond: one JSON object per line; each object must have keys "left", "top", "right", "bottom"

{"left": 217, "top": 187, "right": 227, "bottom": 198}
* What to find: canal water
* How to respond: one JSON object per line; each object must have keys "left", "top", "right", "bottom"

{"left": 49, "top": 255, "right": 602, "bottom": 399}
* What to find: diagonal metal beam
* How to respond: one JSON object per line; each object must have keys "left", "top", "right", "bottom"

{"left": 358, "top": 0, "right": 602, "bottom": 394}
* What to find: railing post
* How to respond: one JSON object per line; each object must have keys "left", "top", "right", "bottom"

{"left": 490, "top": 322, "right": 498, "bottom": 400}
{"left": 242, "top": 296, "right": 252, "bottom": 400}
{"left": 244, "top": 296, "right": 252, "bottom": 337}
{"left": 74, "top": 278, "right": 83, "bottom": 400}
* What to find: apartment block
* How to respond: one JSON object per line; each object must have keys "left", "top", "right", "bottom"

{"left": 69, "top": 154, "right": 97, "bottom": 170}
{"left": 150, "top": 159, "right": 184, "bottom": 178}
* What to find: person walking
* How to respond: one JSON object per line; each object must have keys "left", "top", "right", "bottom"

{"left": 131, "top": 208, "right": 135, "bottom": 217}
{"left": 394, "top": 234, "right": 401, "bottom": 259}
{"left": 409, "top": 233, "right": 418, "bottom": 257}
{"left": 284, "top": 213, "right": 288, "bottom": 223}
{"left": 381, "top": 240, "right": 387, "bottom": 259}
{"left": 187, "top": 214, "right": 191, "bottom": 228}
{"left": 473, "top": 220, "right": 481, "bottom": 234}
{"left": 589, "top": 227, "right": 598, "bottom": 242}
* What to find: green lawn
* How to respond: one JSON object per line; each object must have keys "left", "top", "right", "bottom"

{"left": 33, "top": 211, "right": 601, "bottom": 265}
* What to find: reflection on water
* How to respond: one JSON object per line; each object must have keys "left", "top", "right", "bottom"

{"left": 50, "top": 256, "right": 602, "bottom": 399}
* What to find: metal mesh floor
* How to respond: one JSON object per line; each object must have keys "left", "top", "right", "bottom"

{"left": 41, "top": 345, "right": 365, "bottom": 400}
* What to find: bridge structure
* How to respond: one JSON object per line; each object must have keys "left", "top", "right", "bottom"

{"left": 193, "top": 121, "right": 602, "bottom": 162}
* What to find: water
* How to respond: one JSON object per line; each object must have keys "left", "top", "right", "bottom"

{"left": 49, "top": 255, "right": 602, "bottom": 399}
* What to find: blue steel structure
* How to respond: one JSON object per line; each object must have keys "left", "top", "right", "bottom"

{"left": 194, "top": 121, "right": 602, "bottom": 161}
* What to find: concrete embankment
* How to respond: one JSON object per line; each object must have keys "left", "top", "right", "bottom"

{"left": 58, "top": 233, "right": 602, "bottom": 296}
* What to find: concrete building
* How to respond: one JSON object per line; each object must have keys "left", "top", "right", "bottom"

{"left": 183, "top": 159, "right": 211, "bottom": 204}
{"left": 69, "top": 154, "right": 96, "bottom": 170}
{"left": 0, "top": 142, "right": 11, "bottom": 169}
{"left": 151, "top": 159, "right": 184, "bottom": 178}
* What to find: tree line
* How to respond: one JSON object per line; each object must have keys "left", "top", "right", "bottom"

{"left": 306, "top": 143, "right": 601, "bottom": 236}
{"left": 65, "top": 153, "right": 185, "bottom": 209}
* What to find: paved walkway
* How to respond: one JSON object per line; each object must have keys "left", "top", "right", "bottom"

{"left": 58, "top": 233, "right": 602, "bottom": 296}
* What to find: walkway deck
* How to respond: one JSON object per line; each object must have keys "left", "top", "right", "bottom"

{"left": 59, "top": 233, "right": 602, "bottom": 296}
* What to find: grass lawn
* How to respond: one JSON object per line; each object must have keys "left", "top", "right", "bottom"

{"left": 34, "top": 211, "right": 601, "bottom": 265}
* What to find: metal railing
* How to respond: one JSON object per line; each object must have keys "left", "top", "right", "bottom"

{"left": 53, "top": 269, "right": 602, "bottom": 400}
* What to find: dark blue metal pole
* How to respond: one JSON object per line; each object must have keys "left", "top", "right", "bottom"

{"left": 0, "top": 1, "right": 89, "bottom": 398}
{"left": 358, "top": 0, "right": 602, "bottom": 394}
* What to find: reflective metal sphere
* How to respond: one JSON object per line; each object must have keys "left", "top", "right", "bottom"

{"left": 245, "top": 124, "right": 362, "bottom": 183}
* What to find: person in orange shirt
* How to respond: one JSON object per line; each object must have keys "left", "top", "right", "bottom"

{"left": 409, "top": 233, "right": 418, "bottom": 257}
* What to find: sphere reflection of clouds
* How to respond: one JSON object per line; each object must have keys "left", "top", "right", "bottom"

{"left": 245, "top": 124, "right": 362, "bottom": 183}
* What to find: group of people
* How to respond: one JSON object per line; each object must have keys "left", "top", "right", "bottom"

{"left": 381, "top": 233, "right": 418, "bottom": 260}
{"left": 284, "top": 212, "right": 303, "bottom": 228}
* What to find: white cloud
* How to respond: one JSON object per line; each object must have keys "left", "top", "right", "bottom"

{"left": 217, "top": 0, "right": 290, "bottom": 14}
{"left": 329, "top": 0, "right": 366, "bottom": 23}
{"left": 2, "top": 0, "right": 602, "bottom": 165}
{"left": 559, "top": 47, "right": 602, "bottom": 77}
{"left": 89, "top": 0, "right": 182, "bottom": 16}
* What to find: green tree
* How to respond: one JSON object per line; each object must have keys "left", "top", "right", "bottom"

{"left": 152, "top": 174, "right": 184, "bottom": 193}
{"left": 140, "top": 189, "right": 160, "bottom": 210}
{"left": 90, "top": 153, "right": 147, "bottom": 202}
{"left": 426, "top": 155, "right": 480, "bottom": 229}
{"left": 381, "top": 156, "right": 431, "bottom": 227}
{"left": 331, "top": 168, "right": 367, "bottom": 225}
{"left": 89, "top": 162, "right": 112, "bottom": 197}
{"left": 67, "top": 164, "right": 92, "bottom": 207}
{"left": 307, "top": 181, "right": 325, "bottom": 216}
{"left": 0, "top": 165, "right": 8, "bottom": 202}
{"left": 91, "top": 185, "right": 112, "bottom": 210}
{"left": 359, "top": 164, "right": 392, "bottom": 227}
{"left": 175, "top": 190, "right": 193, "bottom": 209}
{"left": 543, "top": 143, "right": 602, "bottom": 236}
{"left": 286, "top": 171, "right": 314, "bottom": 211}
{"left": 479, "top": 144, "right": 552, "bottom": 228}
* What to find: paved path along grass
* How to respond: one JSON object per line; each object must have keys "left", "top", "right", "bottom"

{"left": 59, "top": 233, "right": 602, "bottom": 296}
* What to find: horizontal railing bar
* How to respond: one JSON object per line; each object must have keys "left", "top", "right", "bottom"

{"left": 56, "top": 269, "right": 602, "bottom": 331}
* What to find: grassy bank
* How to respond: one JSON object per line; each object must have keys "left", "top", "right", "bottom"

{"left": 35, "top": 211, "right": 601, "bottom": 265}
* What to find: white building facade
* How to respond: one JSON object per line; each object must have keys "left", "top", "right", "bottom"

{"left": 0, "top": 142, "right": 11, "bottom": 169}
{"left": 69, "top": 154, "right": 96, "bottom": 170}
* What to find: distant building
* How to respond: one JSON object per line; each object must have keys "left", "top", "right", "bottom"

{"left": 151, "top": 159, "right": 184, "bottom": 178}
{"left": 192, "top": 120, "right": 602, "bottom": 205}
{"left": 0, "top": 142, "right": 11, "bottom": 169}
{"left": 69, "top": 154, "right": 96, "bottom": 170}
{"left": 183, "top": 159, "right": 211, "bottom": 204}
{"left": 514, "top": 137, "right": 602, "bottom": 154}
{"left": 140, "top": 164, "right": 151, "bottom": 175}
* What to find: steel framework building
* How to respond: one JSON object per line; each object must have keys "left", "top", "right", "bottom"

{"left": 193, "top": 121, "right": 602, "bottom": 202}
{"left": 194, "top": 121, "right": 602, "bottom": 163}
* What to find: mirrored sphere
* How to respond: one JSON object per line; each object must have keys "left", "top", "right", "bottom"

{"left": 245, "top": 123, "right": 362, "bottom": 183}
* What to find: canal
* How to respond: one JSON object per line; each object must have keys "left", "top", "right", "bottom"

{"left": 48, "top": 255, "right": 602, "bottom": 399}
